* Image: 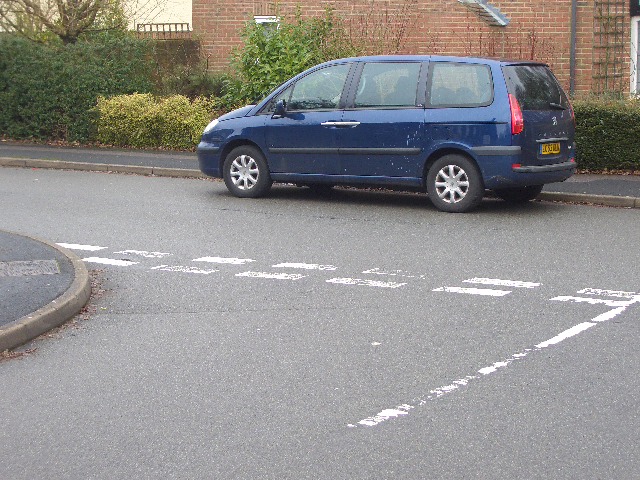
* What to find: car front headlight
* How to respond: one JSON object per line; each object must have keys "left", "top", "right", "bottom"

{"left": 203, "top": 118, "right": 219, "bottom": 134}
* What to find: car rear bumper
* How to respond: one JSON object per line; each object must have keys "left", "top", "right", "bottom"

{"left": 480, "top": 156, "right": 576, "bottom": 189}
{"left": 512, "top": 160, "right": 576, "bottom": 173}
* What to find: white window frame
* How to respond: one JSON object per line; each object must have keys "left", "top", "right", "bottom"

{"left": 631, "top": 17, "right": 640, "bottom": 96}
{"left": 254, "top": 15, "right": 279, "bottom": 27}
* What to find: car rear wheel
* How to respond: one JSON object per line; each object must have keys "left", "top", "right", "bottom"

{"left": 223, "top": 146, "right": 272, "bottom": 198}
{"left": 494, "top": 185, "right": 543, "bottom": 203}
{"left": 427, "top": 155, "right": 484, "bottom": 213}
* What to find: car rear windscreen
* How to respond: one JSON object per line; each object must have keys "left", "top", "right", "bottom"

{"left": 502, "top": 65, "right": 569, "bottom": 111}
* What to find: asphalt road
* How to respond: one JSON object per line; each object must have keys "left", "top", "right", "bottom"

{"left": 1, "top": 166, "right": 639, "bottom": 479}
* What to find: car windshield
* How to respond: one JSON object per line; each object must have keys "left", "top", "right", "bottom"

{"left": 502, "top": 65, "right": 569, "bottom": 111}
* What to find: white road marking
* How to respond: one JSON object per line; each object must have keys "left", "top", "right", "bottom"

{"left": 464, "top": 278, "right": 541, "bottom": 289}
{"left": 273, "top": 262, "right": 337, "bottom": 271}
{"left": 194, "top": 256, "right": 255, "bottom": 265}
{"left": 578, "top": 288, "right": 637, "bottom": 299}
{"left": 327, "top": 278, "right": 407, "bottom": 289}
{"left": 535, "top": 322, "right": 596, "bottom": 349}
{"left": 424, "top": 376, "right": 478, "bottom": 401}
{"left": 356, "top": 406, "right": 413, "bottom": 427}
{"left": 57, "top": 243, "right": 106, "bottom": 251}
{"left": 115, "top": 250, "right": 172, "bottom": 258}
{"left": 551, "top": 296, "right": 630, "bottom": 307}
{"left": 82, "top": 257, "right": 138, "bottom": 266}
{"left": 362, "top": 268, "right": 426, "bottom": 279}
{"left": 433, "top": 286, "right": 511, "bottom": 297}
{"left": 478, "top": 361, "right": 511, "bottom": 375}
{"left": 348, "top": 288, "right": 640, "bottom": 428}
{"left": 236, "top": 271, "right": 306, "bottom": 280}
{"left": 591, "top": 306, "right": 627, "bottom": 322}
{"left": 150, "top": 265, "right": 219, "bottom": 274}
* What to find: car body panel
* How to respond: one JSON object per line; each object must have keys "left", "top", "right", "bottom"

{"left": 335, "top": 108, "right": 426, "bottom": 177}
{"left": 264, "top": 111, "right": 343, "bottom": 175}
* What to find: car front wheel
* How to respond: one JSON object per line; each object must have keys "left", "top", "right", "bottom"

{"left": 223, "top": 146, "right": 272, "bottom": 198}
{"left": 427, "top": 155, "right": 484, "bottom": 213}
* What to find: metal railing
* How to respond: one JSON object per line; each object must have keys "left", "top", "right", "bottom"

{"left": 136, "top": 23, "right": 191, "bottom": 39}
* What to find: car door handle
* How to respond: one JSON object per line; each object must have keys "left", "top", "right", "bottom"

{"left": 320, "top": 121, "right": 360, "bottom": 128}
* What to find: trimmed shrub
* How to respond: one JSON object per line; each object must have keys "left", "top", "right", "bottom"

{"left": 0, "top": 33, "right": 154, "bottom": 142}
{"left": 154, "top": 95, "right": 220, "bottom": 149}
{"left": 96, "top": 94, "right": 222, "bottom": 149}
{"left": 95, "top": 93, "right": 157, "bottom": 147}
{"left": 574, "top": 98, "right": 640, "bottom": 172}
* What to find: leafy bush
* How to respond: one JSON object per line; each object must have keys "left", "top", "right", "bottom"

{"left": 157, "top": 65, "right": 228, "bottom": 99}
{"left": 149, "top": 39, "right": 227, "bottom": 99}
{"left": 0, "top": 33, "right": 154, "bottom": 142}
{"left": 96, "top": 94, "right": 222, "bottom": 149}
{"left": 225, "top": 8, "right": 358, "bottom": 105}
{"left": 574, "top": 98, "right": 640, "bottom": 172}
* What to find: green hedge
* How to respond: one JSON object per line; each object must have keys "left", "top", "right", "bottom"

{"left": 574, "top": 99, "right": 640, "bottom": 172}
{"left": 96, "top": 94, "right": 222, "bottom": 149}
{"left": 0, "top": 34, "right": 154, "bottom": 142}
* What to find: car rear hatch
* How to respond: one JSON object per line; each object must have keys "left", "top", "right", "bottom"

{"left": 502, "top": 63, "right": 575, "bottom": 167}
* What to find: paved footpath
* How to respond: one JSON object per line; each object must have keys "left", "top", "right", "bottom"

{"left": 0, "top": 142, "right": 638, "bottom": 351}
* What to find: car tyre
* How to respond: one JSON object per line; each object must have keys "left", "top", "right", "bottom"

{"left": 223, "top": 146, "right": 272, "bottom": 198}
{"left": 493, "top": 185, "right": 544, "bottom": 203}
{"left": 427, "top": 155, "right": 484, "bottom": 213}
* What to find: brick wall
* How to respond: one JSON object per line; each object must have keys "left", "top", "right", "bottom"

{"left": 192, "top": 0, "right": 633, "bottom": 95}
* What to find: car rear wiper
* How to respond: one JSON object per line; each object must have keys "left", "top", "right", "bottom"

{"left": 549, "top": 102, "right": 567, "bottom": 110}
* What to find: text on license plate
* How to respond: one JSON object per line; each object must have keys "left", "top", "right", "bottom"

{"left": 540, "top": 142, "right": 561, "bottom": 155}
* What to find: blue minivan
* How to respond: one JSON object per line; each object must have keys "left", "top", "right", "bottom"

{"left": 197, "top": 55, "right": 575, "bottom": 212}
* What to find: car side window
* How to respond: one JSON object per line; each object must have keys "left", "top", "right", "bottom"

{"left": 428, "top": 62, "right": 493, "bottom": 108}
{"left": 266, "top": 85, "right": 293, "bottom": 112}
{"left": 354, "top": 62, "right": 420, "bottom": 108}
{"left": 286, "top": 64, "right": 351, "bottom": 111}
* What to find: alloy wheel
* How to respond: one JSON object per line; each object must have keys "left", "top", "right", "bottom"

{"left": 434, "top": 164, "right": 470, "bottom": 204}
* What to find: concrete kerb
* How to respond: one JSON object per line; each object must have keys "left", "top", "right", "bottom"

{"left": 0, "top": 157, "right": 207, "bottom": 178}
{"left": 537, "top": 192, "right": 640, "bottom": 208}
{"left": 0, "top": 233, "right": 91, "bottom": 352}
{"left": 1, "top": 156, "right": 638, "bottom": 208}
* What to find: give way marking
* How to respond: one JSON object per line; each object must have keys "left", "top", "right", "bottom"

{"left": 348, "top": 288, "right": 640, "bottom": 428}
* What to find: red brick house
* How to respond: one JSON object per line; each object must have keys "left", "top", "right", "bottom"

{"left": 192, "top": 0, "right": 640, "bottom": 96}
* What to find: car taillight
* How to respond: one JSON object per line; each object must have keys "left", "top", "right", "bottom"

{"left": 568, "top": 99, "right": 575, "bottom": 125}
{"left": 509, "top": 94, "right": 524, "bottom": 135}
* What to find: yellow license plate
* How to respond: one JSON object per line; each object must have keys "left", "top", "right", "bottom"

{"left": 541, "top": 142, "right": 561, "bottom": 155}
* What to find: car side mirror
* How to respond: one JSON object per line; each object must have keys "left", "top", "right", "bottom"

{"left": 272, "top": 99, "right": 287, "bottom": 119}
